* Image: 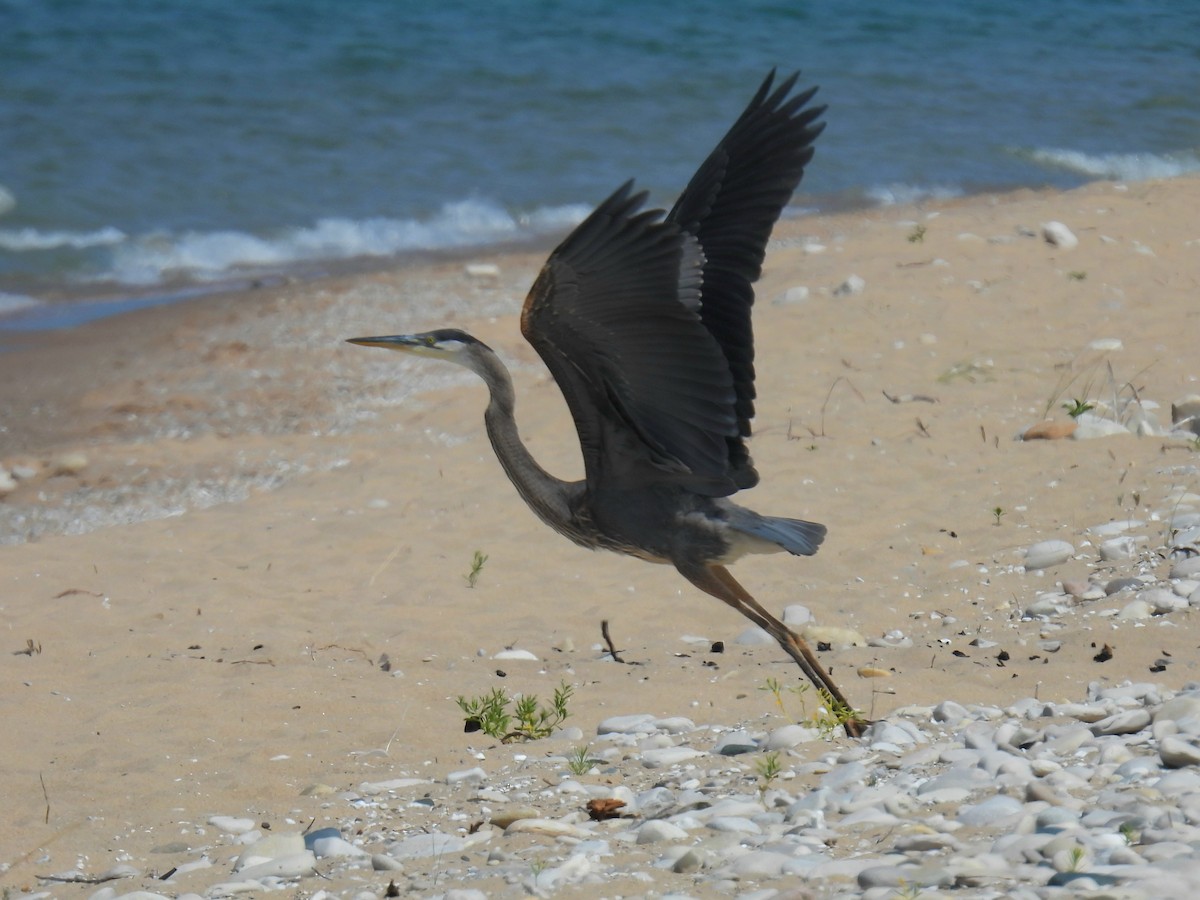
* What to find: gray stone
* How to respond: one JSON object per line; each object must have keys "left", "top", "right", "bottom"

{"left": 956, "top": 794, "right": 1025, "bottom": 827}
{"left": 858, "top": 863, "right": 955, "bottom": 889}
{"left": 596, "top": 714, "right": 656, "bottom": 734}
{"left": 1023, "top": 539, "right": 1075, "bottom": 570}
{"left": 1141, "top": 587, "right": 1187, "bottom": 614}
{"left": 833, "top": 274, "right": 866, "bottom": 296}
{"left": 1170, "top": 557, "right": 1200, "bottom": 579}
{"left": 636, "top": 820, "right": 688, "bottom": 844}
{"left": 1092, "top": 709, "right": 1153, "bottom": 736}
{"left": 1160, "top": 736, "right": 1200, "bottom": 769}
{"left": 765, "top": 723, "right": 820, "bottom": 749}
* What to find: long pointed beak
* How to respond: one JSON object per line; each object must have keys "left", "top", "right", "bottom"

{"left": 346, "top": 334, "right": 422, "bottom": 350}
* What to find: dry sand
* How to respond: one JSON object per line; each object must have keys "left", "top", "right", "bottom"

{"left": 1, "top": 176, "right": 1198, "bottom": 894}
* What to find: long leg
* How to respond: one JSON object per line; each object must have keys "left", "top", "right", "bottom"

{"left": 678, "top": 563, "right": 866, "bottom": 738}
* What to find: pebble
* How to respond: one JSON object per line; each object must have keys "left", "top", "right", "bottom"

{"left": 492, "top": 649, "right": 538, "bottom": 660}
{"left": 1041, "top": 220, "right": 1079, "bottom": 249}
{"left": 52, "top": 631, "right": 1200, "bottom": 899}
{"left": 208, "top": 815, "right": 257, "bottom": 834}
{"left": 833, "top": 274, "right": 865, "bottom": 296}
{"left": 778, "top": 285, "right": 810, "bottom": 304}
{"left": 1160, "top": 736, "right": 1200, "bottom": 768}
{"left": 463, "top": 262, "right": 500, "bottom": 279}
{"left": 596, "top": 713, "right": 656, "bottom": 734}
{"left": 1171, "top": 558, "right": 1200, "bottom": 580}
{"left": 1021, "top": 420, "right": 1077, "bottom": 440}
{"left": 1142, "top": 587, "right": 1188, "bottom": 614}
{"left": 1073, "top": 412, "right": 1133, "bottom": 439}
{"left": 636, "top": 820, "right": 689, "bottom": 844}
{"left": 1099, "top": 536, "right": 1139, "bottom": 560}
{"left": 446, "top": 766, "right": 487, "bottom": 785}
{"left": 1022, "top": 539, "right": 1075, "bottom": 570}
{"left": 51, "top": 451, "right": 89, "bottom": 475}
{"left": 640, "top": 746, "right": 705, "bottom": 768}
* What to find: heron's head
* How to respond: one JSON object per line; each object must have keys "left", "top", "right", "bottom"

{"left": 346, "top": 328, "right": 494, "bottom": 369}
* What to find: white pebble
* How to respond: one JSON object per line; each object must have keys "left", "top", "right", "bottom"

{"left": 236, "top": 852, "right": 317, "bottom": 881}
{"left": 597, "top": 714, "right": 656, "bottom": 735}
{"left": 1041, "top": 221, "right": 1078, "bottom": 249}
{"left": 1116, "top": 599, "right": 1154, "bottom": 620}
{"left": 1099, "top": 536, "right": 1139, "bottom": 560}
{"left": 234, "top": 833, "right": 306, "bottom": 871}
{"left": 1141, "top": 587, "right": 1188, "bottom": 614}
{"left": 208, "top": 815, "right": 257, "bottom": 835}
{"left": 1073, "top": 413, "right": 1131, "bottom": 439}
{"left": 309, "top": 835, "right": 367, "bottom": 858}
{"left": 782, "top": 604, "right": 812, "bottom": 626}
{"left": 464, "top": 263, "right": 500, "bottom": 279}
{"left": 492, "top": 649, "right": 539, "bottom": 660}
{"left": 640, "top": 747, "right": 705, "bottom": 768}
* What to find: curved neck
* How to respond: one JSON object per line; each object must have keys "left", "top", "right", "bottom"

{"left": 474, "top": 354, "right": 575, "bottom": 531}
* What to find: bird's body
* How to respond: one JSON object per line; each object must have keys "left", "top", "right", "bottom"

{"left": 351, "top": 72, "right": 864, "bottom": 735}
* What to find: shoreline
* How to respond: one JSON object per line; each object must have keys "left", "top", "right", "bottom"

{"left": 3, "top": 175, "right": 1198, "bottom": 539}
{"left": 0, "top": 174, "right": 1097, "bottom": 340}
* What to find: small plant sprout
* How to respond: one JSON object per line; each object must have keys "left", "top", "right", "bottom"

{"left": 755, "top": 751, "right": 783, "bottom": 792}
{"left": 1065, "top": 844, "right": 1086, "bottom": 872}
{"left": 456, "top": 687, "right": 511, "bottom": 738}
{"left": 1119, "top": 820, "right": 1140, "bottom": 845}
{"left": 566, "top": 745, "right": 595, "bottom": 776}
{"left": 992, "top": 506, "right": 1005, "bottom": 526}
{"left": 760, "top": 676, "right": 787, "bottom": 712}
{"left": 457, "top": 682, "right": 574, "bottom": 742}
{"left": 1062, "top": 397, "right": 1095, "bottom": 418}
{"left": 813, "top": 689, "right": 863, "bottom": 739}
{"left": 465, "top": 550, "right": 488, "bottom": 588}
{"left": 1067, "top": 270, "right": 1087, "bottom": 281}
{"left": 907, "top": 224, "right": 926, "bottom": 244}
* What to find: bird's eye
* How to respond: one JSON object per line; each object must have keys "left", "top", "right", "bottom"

{"left": 424, "top": 335, "right": 436, "bottom": 346}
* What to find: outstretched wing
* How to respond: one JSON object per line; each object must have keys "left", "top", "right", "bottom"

{"left": 521, "top": 73, "right": 824, "bottom": 498}
{"left": 521, "top": 183, "right": 741, "bottom": 496}
{"left": 668, "top": 70, "right": 825, "bottom": 486}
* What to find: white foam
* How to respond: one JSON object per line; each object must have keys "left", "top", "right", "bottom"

{"left": 865, "top": 183, "right": 963, "bottom": 206}
{"left": 0, "top": 225, "right": 127, "bottom": 251}
{"left": 0, "top": 292, "right": 41, "bottom": 316}
{"left": 104, "top": 199, "right": 588, "bottom": 285}
{"left": 1026, "top": 147, "right": 1200, "bottom": 181}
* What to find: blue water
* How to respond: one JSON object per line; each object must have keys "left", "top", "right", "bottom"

{"left": 2, "top": 0, "right": 1199, "bottom": 322}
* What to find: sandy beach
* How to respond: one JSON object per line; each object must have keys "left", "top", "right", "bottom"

{"left": 2, "top": 176, "right": 1199, "bottom": 896}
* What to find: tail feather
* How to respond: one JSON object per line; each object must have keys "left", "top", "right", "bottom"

{"left": 733, "top": 514, "right": 826, "bottom": 557}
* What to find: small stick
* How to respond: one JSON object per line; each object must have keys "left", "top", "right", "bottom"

{"left": 883, "top": 390, "right": 937, "bottom": 404}
{"left": 600, "top": 620, "right": 624, "bottom": 663}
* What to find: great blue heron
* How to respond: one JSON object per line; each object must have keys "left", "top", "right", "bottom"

{"left": 350, "top": 71, "right": 865, "bottom": 736}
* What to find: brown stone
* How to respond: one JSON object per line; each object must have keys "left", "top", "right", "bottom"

{"left": 1021, "top": 420, "right": 1077, "bottom": 440}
